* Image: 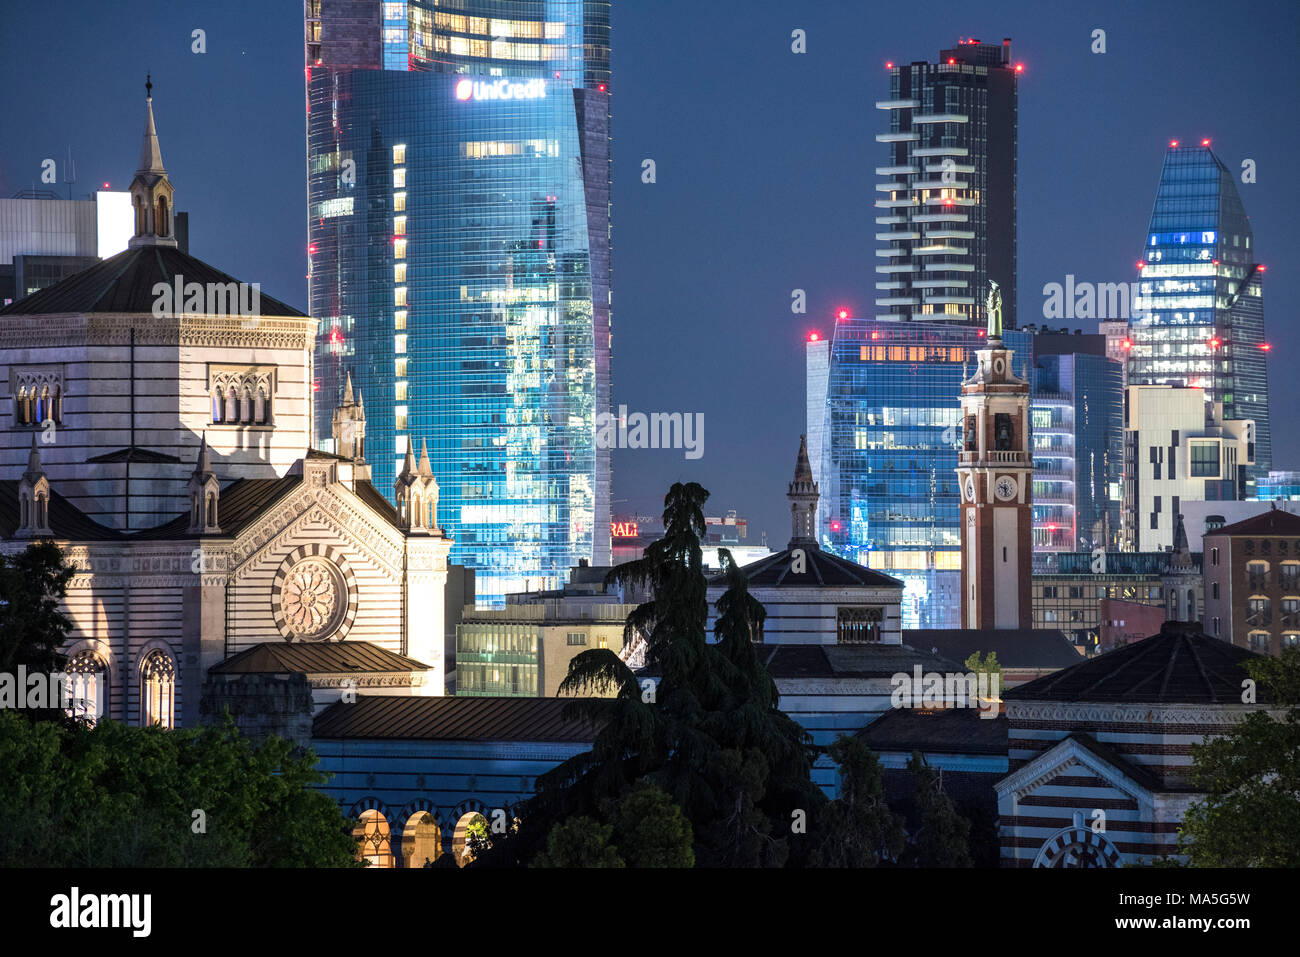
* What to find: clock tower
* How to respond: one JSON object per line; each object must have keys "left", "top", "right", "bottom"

{"left": 957, "top": 282, "right": 1033, "bottom": 629}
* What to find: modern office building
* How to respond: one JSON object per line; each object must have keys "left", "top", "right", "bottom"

{"left": 305, "top": 1, "right": 613, "bottom": 604}
{"left": 1122, "top": 384, "right": 1253, "bottom": 552}
{"left": 0, "top": 188, "right": 153, "bottom": 305}
{"left": 1128, "top": 140, "right": 1271, "bottom": 487}
{"left": 1254, "top": 471, "right": 1300, "bottom": 501}
{"left": 1098, "top": 320, "right": 1131, "bottom": 386}
{"left": 875, "top": 37, "right": 1019, "bottom": 328}
{"left": 1027, "top": 329, "right": 1123, "bottom": 554}
{"left": 807, "top": 314, "right": 1030, "bottom": 628}
{"left": 610, "top": 508, "right": 772, "bottom": 568}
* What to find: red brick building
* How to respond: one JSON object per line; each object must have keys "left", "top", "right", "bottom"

{"left": 1202, "top": 507, "right": 1300, "bottom": 655}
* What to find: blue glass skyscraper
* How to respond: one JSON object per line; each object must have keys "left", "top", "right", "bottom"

{"left": 1130, "top": 141, "right": 1270, "bottom": 486}
{"left": 807, "top": 316, "right": 1030, "bottom": 628}
{"left": 305, "top": 1, "right": 612, "bottom": 603}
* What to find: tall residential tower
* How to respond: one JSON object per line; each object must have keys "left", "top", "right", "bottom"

{"left": 875, "top": 38, "right": 1019, "bottom": 328}
{"left": 305, "top": 1, "right": 612, "bottom": 604}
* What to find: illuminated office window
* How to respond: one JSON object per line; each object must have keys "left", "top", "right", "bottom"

{"left": 393, "top": 169, "right": 406, "bottom": 189}
{"left": 393, "top": 192, "right": 406, "bottom": 212}
{"left": 392, "top": 144, "right": 406, "bottom": 165}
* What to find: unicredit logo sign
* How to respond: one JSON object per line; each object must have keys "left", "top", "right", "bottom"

{"left": 455, "top": 77, "right": 546, "bottom": 101}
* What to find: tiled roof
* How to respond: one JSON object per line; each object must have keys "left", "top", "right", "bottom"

{"left": 132, "top": 475, "right": 300, "bottom": 540}
{"left": 0, "top": 480, "right": 123, "bottom": 540}
{"left": 351, "top": 479, "right": 404, "bottom": 530}
{"left": 0, "top": 245, "right": 304, "bottom": 317}
{"left": 1005, "top": 621, "right": 1274, "bottom": 704}
{"left": 856, "top": 707, "right": 1009, "bottom": 755}
{"left": 1208, "top": 508, "right": 1300, "bottom": 537}
{"left": 210, "top": 641, "right": 430, "bottom": 675}
{"left": 312, "top": 695, "right": 602, "bottom": 743}
{"left": 756, "top": 642, "right": 962, "bottom": 679}
{"left": 710, "top": 545, "right": 903, "bottom": 589}
{"left": 909, "top": 628, "right": 1084, "bottom": 670}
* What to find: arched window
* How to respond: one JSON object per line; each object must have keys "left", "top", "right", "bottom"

{"left": 134, "top": 196, "right": 145, "bottom": 234}
{"left": 225, "top": 387, "right": 238, "bottom": 423}
{"left": 206, "top": 492, "right": 217, "bottom": 528}
{"left": 411, "top": 494, "right": 422, "bottom": 527}
{"left": 401, "top": 812, "right": 441, "bottom": 868}
{"left": 242, "top": 387, "right": 254, "bottom": 424}
{"left": 452, "top": 812, "right": 487, "bottom": 868}
{"left": 255, "top": 387, "right": 267, "bottom": 424}
{"left": 51, "top": 384, "right": 61, "bottom": 424}
{"left": 212, "top": 387, "right": 224, "bottom": 423}
{"left": 35, "top": 386, "right": 47, "bottom": 425}
{"left": 66, "top": 650, "right": 109, "bottom": 723}
{"left": 15, "top": 386, "right": 28, "bottom": 425}
{"left": 427, "top": 498, "right": 435, "bottom": 529}
{"left": 1186, "top": 589, "right": 1195, "bottom": 622}
{"left": 140, "top": 649, "right": 176, "bottom": 729}
{"left": 35, "top": 492, "right": 47, "bottom": 530}
{"left": 156, "top": 195, "right": 169, "bottom": 236}
{"left": 19, "top": 493, "right": 29, "bottom": 528}
{"left": 353, "top": 810, "right": 394, "bottom": 868}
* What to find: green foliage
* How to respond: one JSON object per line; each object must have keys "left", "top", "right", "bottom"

{"left": 903, "top": 752, "right": 973, "bottom": 868}
{"left": 963, "top": 651, "right": 1002, "bottom": 684}
{"left": 532, "top": 817, "right": 625, "bottom": 868}
{"left": 613, "top": 782, "right": 694, "bottom": 868}
{"left": 809, "top": 735, "right": 905, "bottom": 867}
{"left": 0, "top": 542, "right": 77, "bottom": 725}
{"left": 1178, "top": 647, "right": 1300, "bottom": 867}
{"left": 0, "top": 709, "right": 359, "bottom": 867}
{"left": 477, "top": 482, "right": 824, "bottom": 867}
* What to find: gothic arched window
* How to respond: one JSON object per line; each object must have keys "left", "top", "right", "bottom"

{"left": 155, "top": 195, "right": 169, "bottom": 236}
{"left": 140, "top": 649, "right": 176, "bottom": 729}
{"left": 255, "top": 387, "right": 267, "bottom": 424}
{"left": 51, "top": 384, "right": 61, "bottom": 424}
{"left": 242, "top": 387, "right": 254, "bottom": 424}
{"left": 212, "top": 387, "right": 224, "bottom": 423}
{"left": 66, "top": 651, "right": 109, "bottom": 723}
{"left": 225, "top": 387, "right": 238, "bottom": 423}
{"left": 206, "top": 492, "right": 217, "bottom": 528}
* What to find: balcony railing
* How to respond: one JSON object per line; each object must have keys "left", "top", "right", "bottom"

{"left": 959, "top": 450, "right": 1031, "bottom": 466}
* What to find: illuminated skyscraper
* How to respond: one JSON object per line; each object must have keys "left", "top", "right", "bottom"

{"left": 806, "top": 314, "right": 1030, "bottom": 628}
{"left": 875, "top": 38, "right": 1019, "bottom": 328}
{"left": 1129, "top": 141, "right": 1270, "bottom": 487}
{"left": 305, "top": 1, "right": 612, "bottom": 603}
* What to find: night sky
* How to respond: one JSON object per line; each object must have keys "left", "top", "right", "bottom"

{"left": 2, "top": 0, "right": 1296, "bottom": 546}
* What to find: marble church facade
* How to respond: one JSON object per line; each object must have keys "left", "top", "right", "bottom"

{"left": 0, "top": 89, "right": 452, "bottom": 730}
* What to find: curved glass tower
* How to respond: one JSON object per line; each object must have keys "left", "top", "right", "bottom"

{"left": 1129, "top": 142, "right": 1269, "bottom": 486}
{"left": 305, "top": 1, "right": 612, "bottom": 604}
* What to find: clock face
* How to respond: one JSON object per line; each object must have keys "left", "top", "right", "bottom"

{"left": 964, "top": 477, "right": 975, "bottom": 502}
{"left": 994, "top": 476, "right": 1018, "bottom": 501}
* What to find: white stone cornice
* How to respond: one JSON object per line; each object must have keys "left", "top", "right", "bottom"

{"left": 0, "top": 311, "right": 317, "bottom": 350}
{"left": 1007, "top": 699, "right": 1273, "bottom": 727}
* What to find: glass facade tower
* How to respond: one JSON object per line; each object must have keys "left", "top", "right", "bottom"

{"left": 1129, "top": 142, "right": 1269, "bottom": 486}
{"left": 1031, "top": 351, "right": 1122, "bottom": 555}
{"left": 875, "top": 38, "right": 1019, "bottom": 328}
{"left": 807, "top": 315, "right": 1030, "bottom": 628}
{"left": 305, "top": 1, "right": 612, "bottom": 604}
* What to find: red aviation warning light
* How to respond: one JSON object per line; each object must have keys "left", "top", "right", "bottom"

{"left": 1170, "top": 140, "right": 1179, "bottom": 148}
{"left": 1121, "top": 339, "right": 1132, "bottom": 350}
{"left": 830, "top": 521, "right": 842, "bottom": 532}
{"left": 808, "top": 331, "right": 820, "bottom": 342}
{"left": 947, "top": 58, "right": 956, "bottom": 65}
{"left": 1209, "top": 337, "right": 1221, "bottom": 350}
{"left": 1136, "top": 260, "right": 1146, "bottom": 269}
{"left": 1202, "top": 138, "right": 1211, "bottom": 146}
{"left": 1014, "top": 63, "right": 1024, "bottom": 73}
{"left": 885, "top": 61, "right": 894, "bottom": 69}
{"left": 1260, "top": 343, "right": 1273, "bottom": 352}
{"left": 838, "top": 308, "right": 849, "bottom": 320}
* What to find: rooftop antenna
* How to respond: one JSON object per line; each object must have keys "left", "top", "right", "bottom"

{"left": 64, "top": 146, "right": 76, "bottom": 201}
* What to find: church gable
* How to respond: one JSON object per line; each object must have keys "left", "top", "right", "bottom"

{"left": 224, "top": 476, "right": 411, "bottom": 655}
